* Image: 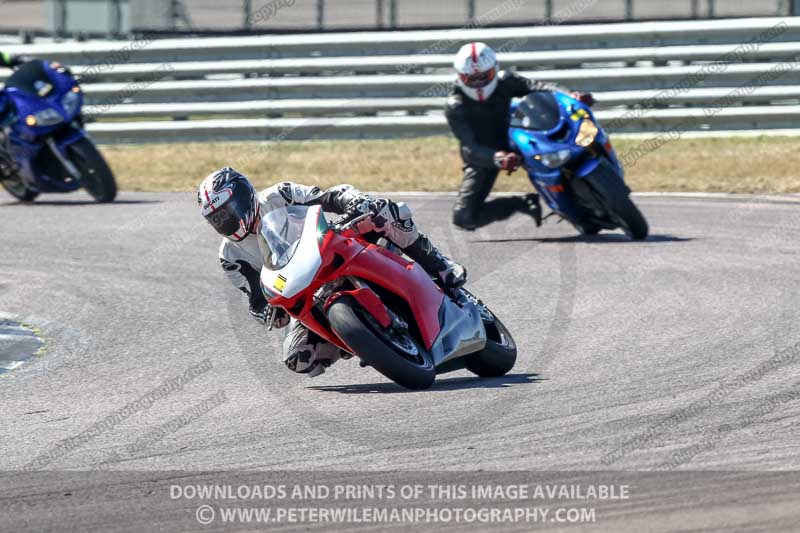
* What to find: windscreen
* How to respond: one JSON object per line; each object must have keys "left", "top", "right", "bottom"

{"left": 4, "top": 60, "right": 53, "bottom": 96}
{"left": 257, "top": 205, "right": 309, "bottom": 271}
{"left": 510, "top": 91, "right": 562, "bottom": 132}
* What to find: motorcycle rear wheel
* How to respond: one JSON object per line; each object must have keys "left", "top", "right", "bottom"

{"left": 328, "top": 296, "right": 436, "bottom": 390}
{"left": 1, "top": 176, "right": 38, "bottom": 202}
{"left": 465, "top": 307, "right": 517, "bottom": 377}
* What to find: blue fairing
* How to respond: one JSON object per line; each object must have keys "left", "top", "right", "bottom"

{"left": 1, "top": 60, "right": 87, "bottom": 193}
{"left": 508, "top": 91, "right": 624, "bottom": 222}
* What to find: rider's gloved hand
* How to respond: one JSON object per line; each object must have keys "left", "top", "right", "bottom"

{"left": 351, "top": 197, "right": 396, "bottom": 234}
{"left": 494, "top": 151, "right": 521, "bottom": 174}
{"left": 345, "top": 194, "right": 373, "bottom": 217}
{"left": 571, "top": 91, "right": 595, "bottom": 107}
{"left": 249, "top": 301, "right": 289, "bottom": 328}
{"left": 249, "top": 300, "right": 270, "bottom": 324}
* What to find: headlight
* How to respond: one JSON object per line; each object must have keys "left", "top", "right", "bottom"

{"left": 61, "top": 90, "right": 81, "bottom": 116}
{"left": 32, "top": 108, "right": 63, "bottom": 126}
{"left": 537, "top": 149, "right": 571, "bottom": 168}
{"left": 575, "top": 116, "right": 599, "bottom": 147}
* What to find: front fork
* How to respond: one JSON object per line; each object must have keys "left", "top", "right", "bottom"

{"left": 44, "top": 137, "right": 81, "bottom": 181}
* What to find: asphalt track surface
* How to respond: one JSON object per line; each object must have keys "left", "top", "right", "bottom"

{"left": 1, "top": 190, "right": 799, "bottom": 532}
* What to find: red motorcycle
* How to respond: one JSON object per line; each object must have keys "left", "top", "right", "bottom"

{"left": 257, "top": 205, "right": 517, "bottom": 390}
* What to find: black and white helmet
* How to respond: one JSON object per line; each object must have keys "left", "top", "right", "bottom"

{"left": 198, "top": 167, "right": 259, "bottom": 242}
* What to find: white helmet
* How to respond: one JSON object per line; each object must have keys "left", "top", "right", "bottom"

{"left": 453, "top": 42, "right": 499, "bottom": 102}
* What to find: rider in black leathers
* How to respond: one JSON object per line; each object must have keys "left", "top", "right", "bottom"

{"left": 446, "top": 42, "right": 594, "bottom": 231}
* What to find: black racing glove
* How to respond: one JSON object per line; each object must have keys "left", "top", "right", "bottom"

{"left": 250, "top": 301, "right": 289, "bottom": 328}
{"left": 344, "top": 194, "right": 375, "bottom": 220}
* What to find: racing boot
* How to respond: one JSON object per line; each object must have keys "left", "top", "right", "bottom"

{"left": 403, "top": 233, "right": 467, "bottom": 288}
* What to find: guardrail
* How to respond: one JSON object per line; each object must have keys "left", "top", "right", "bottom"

{"left": 3, "top": 17, "right": 800, "bottom": 143}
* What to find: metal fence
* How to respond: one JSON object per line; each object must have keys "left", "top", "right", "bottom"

{"left": 2, "top": 16, "right": 800, "bottom": 143}
{"left": 0, "top": 0, "right": 793, "bottom": 36}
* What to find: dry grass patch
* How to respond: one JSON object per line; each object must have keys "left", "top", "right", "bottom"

{"left": 104, "top": 135, "right": 800, "bottom": 193}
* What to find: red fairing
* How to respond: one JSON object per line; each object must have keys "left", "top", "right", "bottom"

{"left": 324, "top": 288, "right": 392, "bottom": 328}
{"left": 265, "top": 224, "right": 444, "bottom": 352}
{"left": 341, "top": 244, "right": 444, "bottom": 349}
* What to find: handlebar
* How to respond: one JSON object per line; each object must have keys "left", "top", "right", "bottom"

{"left": 331, "top": 211, "right": 371, "bottom": 233}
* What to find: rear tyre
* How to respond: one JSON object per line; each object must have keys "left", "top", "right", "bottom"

{"left": 67, "top": 138, "right": 117, "bottom": 203}
{"left": 1, "top": 177, "right": 38, "bottom": 202}
{"left": 327, "top": 296, "right": 435, "bottom": 390}
{"left": 465, "top": 307, "right": 517, "bottom": 378}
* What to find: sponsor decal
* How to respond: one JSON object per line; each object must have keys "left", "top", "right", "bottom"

{"left": 570, "top": 108, "right": 587, "bottom": 122}
{"left": 273, "top": 274, "right": 287, "bottom": 292}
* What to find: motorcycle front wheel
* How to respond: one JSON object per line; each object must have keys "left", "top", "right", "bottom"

{"left": 328, "top": 296, "right": 436, "bottom": 390}
{"left": 584, "top": 159, "right": 648, "bottom": 240}
{"left": 67, "top": 138, "right": 117, "bottom": 203}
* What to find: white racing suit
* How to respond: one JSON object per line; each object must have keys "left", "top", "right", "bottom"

{"left": 219, "top": 182, "right": 462, "bottom": 377}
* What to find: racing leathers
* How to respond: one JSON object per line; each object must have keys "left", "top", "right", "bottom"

{"left": 219, "top": 182, "right": 465, "bottom": 377}
{"left": 445, "top": 70, "right": 569, "bottom": 230}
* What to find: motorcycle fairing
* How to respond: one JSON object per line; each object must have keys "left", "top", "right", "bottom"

{"left": 429, "top": 295, "right": 486, "bottom": 367}
{"left": 260, "top": 206, "right": 487, "bottom": 363}
{"left": 509, "top": 91, "right": 625, "bottom": 221}
{"left": 260, "top": 206, "right": 323, "bottom": 300}
{"left": 3, "top": 60, "right": 86, "bottom": 192}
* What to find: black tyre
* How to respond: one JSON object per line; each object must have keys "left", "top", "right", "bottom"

{"left": 585, "top": 160, "right": 648, "bottom": 240}
{"left": 327, "top": 296, "right": 435, "bottom": 390}
{"left": 465, "top": 307, "right": 517, "bottom": 378}
{"left": 67, "top": 138, "right": 117, "bottom": 203}
{"left": 1, "top": 177, "right": 38, "bottom": 202}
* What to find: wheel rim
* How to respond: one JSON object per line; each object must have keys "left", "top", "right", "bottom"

{"left": 357, "top": 308, "right": 427, "bottom": 367}
{"left": 68, "top": 145, "right": 104, "bottom": 198}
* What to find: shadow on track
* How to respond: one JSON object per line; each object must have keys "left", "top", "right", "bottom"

{"left": 471, "top": 234, "right": 692, "bottom": 244}
{"left": 469, "top": 197, "right": 533, "bottom": 229}
{"left": 1, "top": 199, "right": 161, "bottom": 206}
{"left": 307, "top": 373, "right": 543, "bottom": 394}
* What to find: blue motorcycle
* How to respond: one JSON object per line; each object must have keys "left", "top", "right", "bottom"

{"left": 509, "top": 91, "right": 647, "bottom": 240}
{"left": 0, "top": 59, "right": 116, "bottom": 202}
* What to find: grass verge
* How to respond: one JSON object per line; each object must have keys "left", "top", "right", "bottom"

{"left": 104, "top": 135, "right": 800, "bottom": 193}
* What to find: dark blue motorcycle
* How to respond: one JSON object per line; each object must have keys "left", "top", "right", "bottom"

{"left": 0, "top": 59, "right": 116, "bottom": 202}
{"left": 509, "top": 91, "right": 647, "bottom": 240}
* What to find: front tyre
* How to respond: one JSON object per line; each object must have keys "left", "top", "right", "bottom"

{"left": 585, "top": 159, "right": 648, "bottom": 240}
{"left": 610, "top": 193, "right": 648, "bottom": 240}
{"left": 327, "top": 296, "right": 435, "bottom": 390}
{"left": 464, "top": 305, "right": 517, "bottom": 377}
{"left": 67, "top": 138, "right": 117, "bottom": 203}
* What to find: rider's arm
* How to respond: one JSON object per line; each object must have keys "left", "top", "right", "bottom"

{"left": 265, "top": 182, "right": 367, "bottom": 214}
{"left": 502, "top": 70, "right": 571, "bottom": 96}
{"left": 0, "top": 52, "right": 27, "bottom": 69}
{"left": 444, "top": 93, "right": 497, "bottom": 169}
{"left": 218, "top": 238, "right": 267, "bottom": 311}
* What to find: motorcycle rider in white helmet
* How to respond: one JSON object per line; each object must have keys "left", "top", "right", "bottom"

{"left": 446, "top": 42, "right": 595, "bottom": 230}
{"left": 198, "top": 167, "right": 466, "bottom": 378}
